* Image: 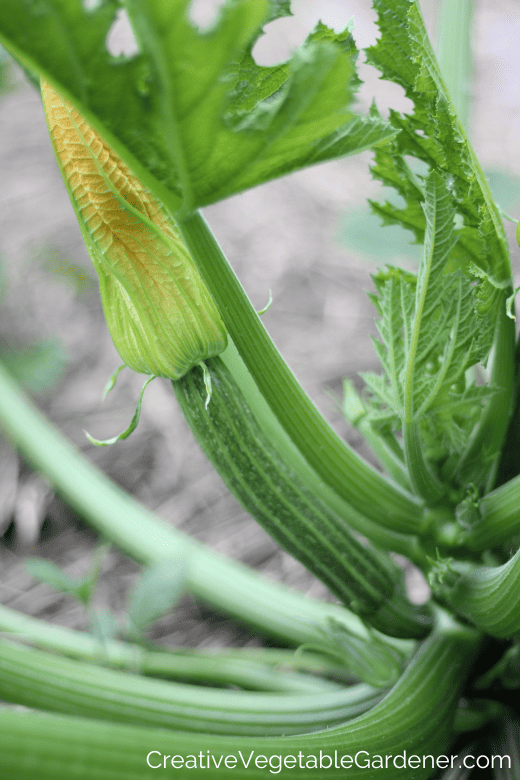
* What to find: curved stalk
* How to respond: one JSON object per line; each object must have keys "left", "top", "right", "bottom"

{"left": 435, "top": 548, "right": 520, "bottom": 638}
{"left": 0, "top": 639, "right": 384, "bottom": 737}
{"left": 173, "top": 357, "right": 431, "bottom": 639}
{"left": 462, "top": 473, "right": 520, "bottom": 551}
{"left": 177, "top": 211, "right": 425, "bottom": 535}
{"left": 0, "top": 603, "right": 345, "bottom": 694}
{"left": 0, "top": 621, "right": 480, "bottom": 780}
{"left": 436, "top": 0, "right": 474, "bottom": 133}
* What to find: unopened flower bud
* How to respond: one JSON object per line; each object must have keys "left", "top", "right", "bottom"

{"left": 41, "top": 82, "right": 227, "bottom": 379}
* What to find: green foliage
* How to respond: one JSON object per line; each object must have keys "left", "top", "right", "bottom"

{"left": 26, "top": 557, "right": 93, "bottom": 604}
{"left": 0, "top": 0, "right": 395, "bottom": 216}
{"left": 358, "top": 0, "right": 514, "bottom": 501}
{"left": 366, "top": 0, "right": 511, "bottom": 289}
{"left": 362, "top": 172, "right": 495, "bottom": 496}
{"left": 27, "top": 543, "right": 111, "bottom": 608}
{"left": 27, "top": 549, "right": 186, "bottom": 647}
{"left": 126, "top": 559, "right": 187, "bottom": 641}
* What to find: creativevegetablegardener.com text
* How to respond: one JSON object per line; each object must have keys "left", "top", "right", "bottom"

{"left": 146, "top": 750, "right": 511, "bottom": 773}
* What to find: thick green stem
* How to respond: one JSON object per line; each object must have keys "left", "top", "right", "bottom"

{"left": 0, "top": 639, "right": 383, "bottom": 737}
{"left": 0, "top": 603, "right": 344, "bottom": 694}
{"left": 463, "top": 473, "right": 520, "bottom": 551}
{"left": 177, "top": 211, "right": 424, "bottom": 534}
{"left": 434, "top": 548, "right": 520, "bottom": 638}
{"left": 454, "top": 296, "right": 516, "bottom": 491}
{"left": 173, "top": 357, "right": 431, "bottom": 639}
{"left": 494, "top": 328, "right": 520, "bottom": 486}
{"left": 436, "top": 0, "right": 473, "bottom": 132}
{"left": 0, "top": 361, "right": 412, "bottom": 652}
{"left": 0, "top": 622, "right": 480, "bottom": 780}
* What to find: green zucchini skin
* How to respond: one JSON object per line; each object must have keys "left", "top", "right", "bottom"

{"left": 173, "top": 358, "right": 430, "bottom": 638}
{"left": 0, "top": 622, "right": 480, "bottom": 780}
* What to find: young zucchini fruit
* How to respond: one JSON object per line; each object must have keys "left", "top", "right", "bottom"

{"left": 0, "top": 618, "right": 480, "bottom": 780}
{"left": 173, "top": 357, "right": 432, "bottom": 639}
{"left": 41, "top": 82, "right": 227, "bottom": 380}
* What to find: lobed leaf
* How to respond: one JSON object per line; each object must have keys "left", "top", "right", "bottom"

{"left": 364, "top": 173, "right": 497, "bottom": 486}
{"left": 366, "top": 0, "right": 512, "bottom": 289}
{"left": 26, "top": 559, "right": 86, "bottom": 603}
{"left": 0, "top": 0, "right": 396, "bottom": 214}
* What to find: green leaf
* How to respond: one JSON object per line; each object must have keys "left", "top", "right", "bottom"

{"left": 26, "top": 558, "right": 84, "bottom": 601}
{"left": 366, "top": 0, "right": 512, "bottom": 288}
{"left": 364, "top": 172, "right": 496, "bottom": 495}
{"left": 0, "top": 0, "right": 396, "bottom": 214}
{"left": 127, "top": 559, "right": 187, "bottom": 639}
{"left": 224, "top": 1, "right": 292, "bottom": 117}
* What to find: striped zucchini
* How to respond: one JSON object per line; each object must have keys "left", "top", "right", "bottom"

{"left": 173, "top": 357, "right": 431, "bottom": 639}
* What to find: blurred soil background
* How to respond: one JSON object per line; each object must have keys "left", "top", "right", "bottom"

{"left": 0, "top": 0, "right": 519, "bottom": 651}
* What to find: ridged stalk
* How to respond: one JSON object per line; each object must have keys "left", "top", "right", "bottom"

{"left": 177, "top": 211, "right": 425, "bottom": 535}
{"left": 173, "top": 357, "right": 431, "bottom": 638}
{"left": 0, "top": 620, "right": 481, "bottom": 780}
{"left": 462, "top": 474, "right": 520, "bottom": 551}
{"left": 0, "top": 639, "right": 383, "bottom": 737}
{"left": 0, "top": 603, "right": 345, "bottom": 694}
{"left": 434, "top": 548, "right": 520, "bottom": 638}
{"left": 454, "top": 294, "right": 516, "bottom": 492}
{"left": 436, "top": 0, "right": 474, "bottom": 132}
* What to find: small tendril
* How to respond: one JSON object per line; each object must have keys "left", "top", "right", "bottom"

{"left": 257, "top": 290, "right": 273, "bottom": 315}
{"left": 103, "top": 364, "right": 127, "bottom": 400}
{"left": 198, "top": 362, "right": 212, "bottom": 410}
{"left": 86, "top": 374, "right": 157, "bottom": 446}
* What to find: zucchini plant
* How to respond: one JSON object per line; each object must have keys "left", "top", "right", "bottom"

{"left": 0, "top": 0, "right": 519, "bottom": 777}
